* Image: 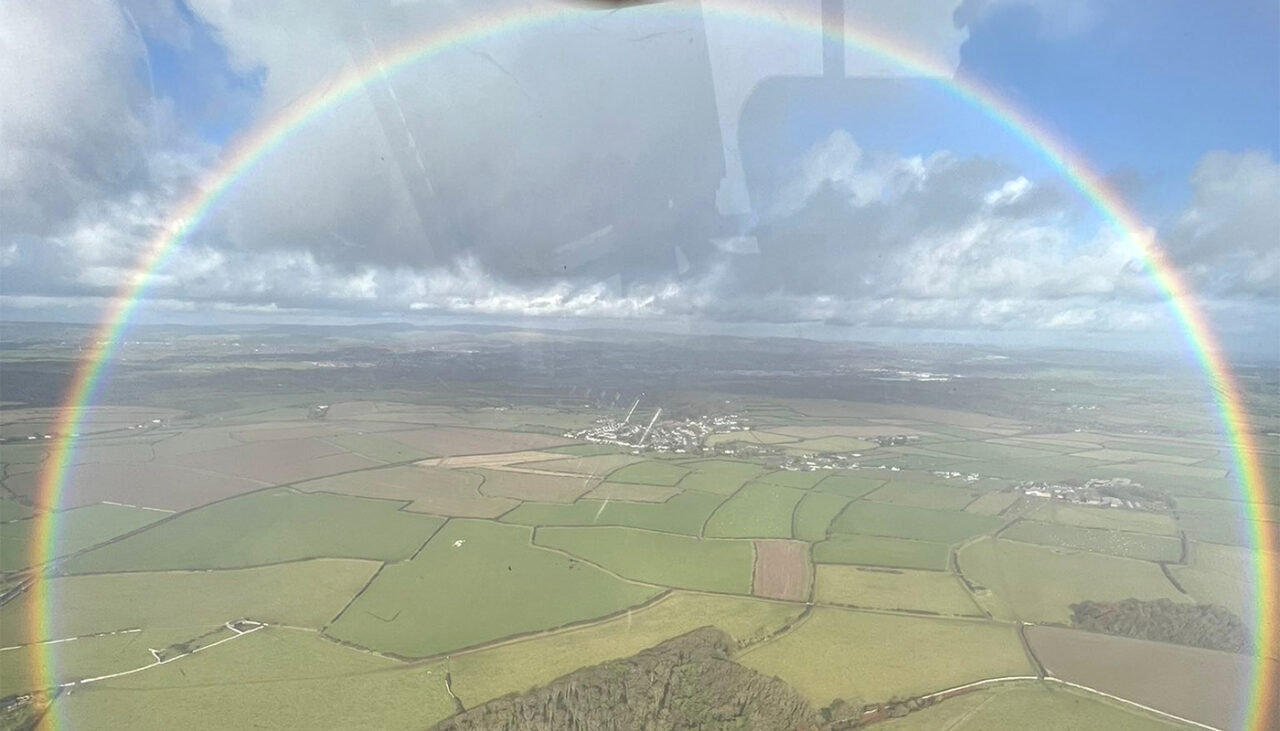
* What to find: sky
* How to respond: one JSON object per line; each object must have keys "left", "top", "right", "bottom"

{"left": 1, "top": 0, "right": 1276, "bottom": 355}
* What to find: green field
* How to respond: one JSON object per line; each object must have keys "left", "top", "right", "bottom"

{"left": 754, "top": 469, "right": 830, "bottom": 489}
{"left": 703, "top": 482, "right": 805, "bottom": 538}
{"left": 864, "top": 481, "right": 979, "bottom": 511}
{"left": 1028, "top": 501, "right": 1178, "bottom": 535}
{"left": 500, "top": 489, "right": 724, "bottom": 535}
{"left": 831, "top": 501, "right": 1003, "bottom": 544}
{"left": 926, "top": 441, "right": 1062, "bottom": 461}
{"left": 1174, "top": 496, "right": 1280, "bottom": 522}
{"left": 792, "top": 491, "right": 852, "bottom": 541}
{"left": 46, "top": 628, "right": 457, "bottom": 731}
{"left": 547, "top": 443, "right": 632, "bottom": 457}
{"left": 676, "top": 459, "right": 766, "bottom": 494}
{"left": 878, "top": 682, "right": 1189, "bottom": 731}
{"left": 1178, "top": 513, "right": 1269, "bottom": 547}
{"left": 535, "top": 525, "right": 753, "bottom": 593}
{"left": 1170, "top": 540, "right": 1270, "bottom": 620}
{"left": 0, "top": 496, "right": 34, "bottom": 521}
{"left": 814, "top": 565, "right": 981, "bottom": 616}
{"left": 1, "top": 559, "right": 379, "bottom": 644}
{"left": 322, "top": 432, "right": 431, "bottom": 462}
{"left": 958, "top": 537, "right": 1188, "bottom": 623}
{"left": 63, "top": 490, "right": 444, "bottom": 573}
{"left": 2, "top": 628, "right": 211, "bottom": 695}
{"left": 1, "top": 503, "right": 164, "bottom": 571}
{"left": 813, "top": 474, "right": 885, "bottom": 498}
{"left": 326, "top": 520, "right": 659, "bottom": 657}
{"left": 782, "top": 436, "right": 877, "bottom": 453}
{"left": 606, "top": 460, "right": 690, "bottom": 485}
{"left": 964, "top": 491, "right": 1019, "bottom": 515}
{"left": 1001, "top": 521, "right": 1182, "bottom": 562}
{"left": 448, "top": 592, "right": 803, "bottom": 706}
{"left": 813, "top": 534, "right": 951, "bottom": 570}
{"left": 739, "top": 608, "right": 1031, "bottom": 705}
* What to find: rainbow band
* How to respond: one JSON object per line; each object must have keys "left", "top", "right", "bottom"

{"left": 30, "top": 2, "right": 1275, "bottom": 728}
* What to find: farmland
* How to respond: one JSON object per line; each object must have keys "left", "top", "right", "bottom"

{"left": 792, "top": 491, "right": 851, "bottom": 540}
{"left": 325, "top": 520, "right": 659, "bottom": 657}
{"left": 675, "top": 459, "right": 766, "bottom": 494}
{"left": 813, "top": 533, "right": 951, "bottom": 570}
{"left": 1027, "top": 625, "right": 1266, "bottom": 730}
{"left": 814, "top": 565, "right": 982, "bottom": 616}
{"left": 499, "top": 489, "right": 724, "bottom": 535}
{"left": 535, "top": 525, "right": 754, "bottom": 593}
{"left": 958, "top": 537, "right": 1189, "bottom": 623}
{"left": 703, "top": 482, "right": 805, "bottom": 538}
{"left": 446, "top": 592, "right": 804, "bottom": 707}
{"left": 830, "top": 500, "right": 1004, "bottom": 544}
{"left": 738, "top": 608, "right": 1032, "bottom": 705}
{"left": 44, "top": 629, "right": 457, "bottom": 731}
{"left": 1000, "top": 520, "right": 1183, "bottom": 562}
{"left": 1, "top": 503, "right": 163, "bottom": 571}
{"left": 877, "top": 682, "right": 1190, "bottom": 730}
{"left": 1, "top": 559, "right": 379, "bottom": 646}
{"left": 3, "top": 329, "right": 1270, "bottom": 730}
{"left": 61, "top": 489, "right": 444, "bottom": 573}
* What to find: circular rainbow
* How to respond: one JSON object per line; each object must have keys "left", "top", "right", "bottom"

{"left": 26, "top": 2, "right": 1276, "bottom": 728}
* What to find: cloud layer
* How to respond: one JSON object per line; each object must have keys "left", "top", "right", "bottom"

{"left": 1, "top": 0, "right": 1275, "bottom": 342}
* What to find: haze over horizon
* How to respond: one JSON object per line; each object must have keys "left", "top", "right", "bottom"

{"left": 2, "top": 0, "right": 1276, "bottom": 355}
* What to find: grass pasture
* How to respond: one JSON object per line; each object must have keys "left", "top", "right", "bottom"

{"left": 1, "top": 503, "right": 163, "bottom": 572}
{"left": 1174, "top": 496, "right": 1280, "bottom": 523}
{"left": 676, "top": 459, "right": 766, "bottom": 494}
{"left": 47, "top": 628, "right": 457, "bottom": 731}
{"left": 792, "top": 491, "right": 851, "bottom": 541}
{"left": 447, "top": 592, "right": 804, "bottom": 707}
{"left": 1178, "top": 513, "right": 1267, "bottom": 547}
{"left": 472, "top": 467, "right": 598, "bottom": 502}
{"left": 0, "top": 496, "right": 34, "bottom": 521}
{"left": 322, "top": 432, "right": 433, "bottom": 462}
{"left": 500, "top": 489, "right": 724, "bottom": 535}
{"left": 1171, "top": 541, "right": 1276, "bottom": 622}
{"left": 755, "top": 469, "right": 830, "bottom": 490}
{"left": 535, "top": 526, "right": 753, "bottom": 594}
{"left": 1, "top": 559, "right": 379, "bottom": 645}
{"left": 813, "top": 534, "right": 950, "bottom": 571}
{"left": 964, "top": 491, "right": 1019, "bottom": 515}
{"left": 517, "top": 454, "right": 642, "bottom": 476}
{"left": 864, "top": 481, "right": 979, "bottom": 511}
{"left": 703, "top": 482, "right": 805, "bottom": 538}
{"left": 62, "top": 489, "right": 443, "bottom": 573}
{"left": 813, "top": 474, "right": 885, "bottom": 498}
{"left": 831, "top": 501, "right": 1003, "bottom": 544}
{"left": 582, "top": 483, "right": 679, "bottom": 502}
{"left": 326, "top": 520, "right": 658, "bottom": 657}
{"left": 739, "top": 608, "right": 1031, "bottom": 705}
{"left": 605, "top": 460, "right": 690, "bottom": 486}
{"left": 925, "top": 440, "right": 1061, "bottom": 461}
{"left": 958, "top": 537, "right": 1187, "bottom": 623}
{"left": 4, "top": 461, "right": 267, "bottom": 511}
{"left": 1001, "top": 521, "right": 1182, "bottom": 562}
{"left": 782, "top": 436, "right": 878, "bottom": 454}
{"left": 1, "top": 628, "right": 208, "bottom": 696}
{"left": 1028, "top": 501, "right": 1178, "bottom": 535}
{"left": 814, "top": 565, "right": 981, "bottom": 616}
{"left": 298, "top": 465, "right": 516, "bottom": 518}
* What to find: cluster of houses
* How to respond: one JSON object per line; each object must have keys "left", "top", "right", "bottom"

{"left": 1017, "top": 477, "right": 1166, "bottom": 511}
{"left": 565, "top": 412, "right": 749, "bottom": 453}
